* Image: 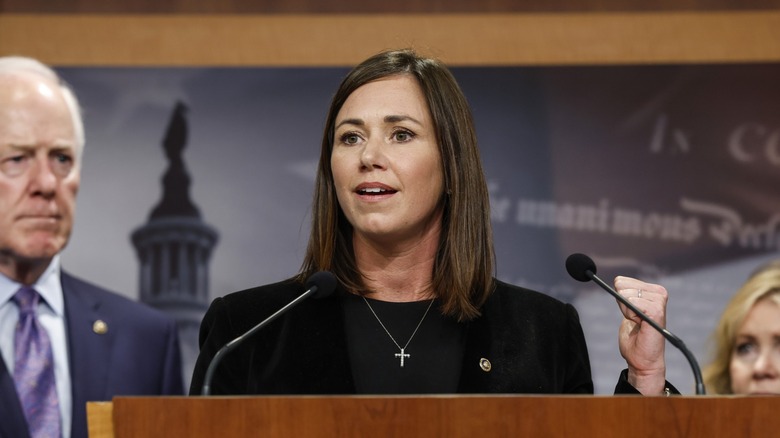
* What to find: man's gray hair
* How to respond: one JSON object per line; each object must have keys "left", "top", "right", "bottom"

{"left": 0, "top": 56, "right": 85, "bottom": 157}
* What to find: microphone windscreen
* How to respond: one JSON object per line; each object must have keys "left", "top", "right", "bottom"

{"left": 306, "top": 271, "right": 338, "bottom": 299}
{"left": 565, "top": 253, "right": 597, "bottom": 282}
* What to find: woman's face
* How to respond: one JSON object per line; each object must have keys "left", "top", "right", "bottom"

{"left": 729, "top": 297, "right": 780, "bottom": 394}
{"left": 331, "top": 74, "right": 444, "bottom": 245}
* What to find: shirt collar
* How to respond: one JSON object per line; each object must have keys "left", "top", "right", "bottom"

{"left": 0, "top": 255, "right": 64, "bottom": 316}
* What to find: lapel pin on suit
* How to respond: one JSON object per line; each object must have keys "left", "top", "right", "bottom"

{"left": 479, "top": 358, "right": 492, "bottom": 372}
{"left": 92, "top": 320, "right": 108, "bottom": 335}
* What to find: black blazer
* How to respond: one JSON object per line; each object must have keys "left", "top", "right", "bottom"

{"left": 190, "top": 278, "right": 608, "bottom": 395}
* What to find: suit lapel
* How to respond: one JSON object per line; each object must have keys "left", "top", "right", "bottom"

{"left": 457, "top": 289, "right": 500, "bottom": 393}
{"left": 283, "top": 294, "right": 356, "bottom": 393}
{"left": 457, "top": 314, "right": 492, "bottom": 393}
{"left": 61, "top": 272, "right": 111, "bottom": 436}
{"left": 0, "top": 355, "right": 30, "bottom": 438}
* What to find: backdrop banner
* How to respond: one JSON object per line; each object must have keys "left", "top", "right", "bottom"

{"left": 59, "top": 64, "right": 780, "bottom": 393}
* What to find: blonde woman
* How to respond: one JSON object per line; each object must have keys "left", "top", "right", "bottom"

{"left": 704, "top": 262, "right": 780, "bottom": 394}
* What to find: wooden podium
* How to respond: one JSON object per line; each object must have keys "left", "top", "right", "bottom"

{"left": 88, "top": 395, "right": 780, "bottom": 437}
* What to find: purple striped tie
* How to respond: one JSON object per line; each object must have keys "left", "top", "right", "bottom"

{"left": 13, "top": 286, "right": 61, "bottom": 438}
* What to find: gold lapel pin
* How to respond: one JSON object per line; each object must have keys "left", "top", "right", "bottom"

{"left": 92, "top": 320, "right": 108, "bottom": 335}
{"left": 479, "top": 358, "right": 492, "bottom": 372}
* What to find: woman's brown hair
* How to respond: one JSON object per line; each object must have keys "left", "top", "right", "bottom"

{"left": 297, "top": 49, "right": 495, "bottom": 321}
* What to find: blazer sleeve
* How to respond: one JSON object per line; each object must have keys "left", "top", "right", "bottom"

{"left": 189, "top": 297, "right": 245, "bottom": 395}
{"left": 614, "top": 369, "right": 680, "bottom": 395}
{"left": 563, "top": 303, "right": 596, "bottom": 393}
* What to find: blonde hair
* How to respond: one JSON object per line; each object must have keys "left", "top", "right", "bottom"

{"left": 703, "top": 261, "right": 780, "bottom": 394}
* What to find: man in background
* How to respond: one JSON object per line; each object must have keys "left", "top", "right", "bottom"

{"left": 0, "top": 56, "right": 183, "bottom": 438}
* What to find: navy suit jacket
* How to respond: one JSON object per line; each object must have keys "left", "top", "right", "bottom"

{"left": 0, "top": 271, "right": 184, "bottom": 438}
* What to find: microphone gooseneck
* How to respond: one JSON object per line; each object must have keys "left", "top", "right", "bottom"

{"left": 200, "top": 271, "right": 338, "bottom": 396}
{"left": 565, "top": 253, "right": 706, "bottom": 395}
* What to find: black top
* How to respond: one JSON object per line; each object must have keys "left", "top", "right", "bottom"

{"left": 341, "top": 293, "right": 466, "bottom": 393}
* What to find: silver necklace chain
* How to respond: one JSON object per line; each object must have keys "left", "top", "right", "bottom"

{"left": 362, "top": 296, "right": 434, "bottom": 367}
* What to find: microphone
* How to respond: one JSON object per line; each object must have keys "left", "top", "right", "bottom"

{"left": 565, "top": 253, "right": 706, "bottom": 395}
{"left": 200, "top": 271, "right": 338, "bottom": 396}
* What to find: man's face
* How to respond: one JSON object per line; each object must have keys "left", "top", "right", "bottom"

{"left": 0, "top": 73, "right": 80, "bottom": 272}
